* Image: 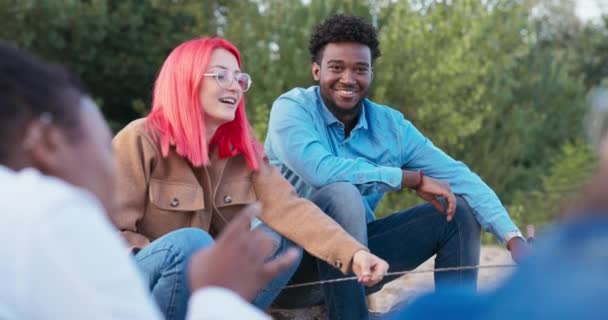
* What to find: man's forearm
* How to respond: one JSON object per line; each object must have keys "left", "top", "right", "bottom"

{"left": 401, "top": 169, "right": 423, "bottom": 189}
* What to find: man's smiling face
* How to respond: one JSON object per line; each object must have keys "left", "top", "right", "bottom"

{"left": 312, "top": 42, "right": 373, "bottom": 114}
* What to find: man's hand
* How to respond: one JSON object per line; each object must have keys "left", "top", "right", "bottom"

{"left": 507, "top": 237, "right": 528, "bottom": 263}
{"left": 188, "top": 203, "right": 299, "bottom": 301}
{"left": 415, "top": 176, "right": 457, "bottom": 221}
{"left": 351, "top": 250, "right": 389, "bottom": 287}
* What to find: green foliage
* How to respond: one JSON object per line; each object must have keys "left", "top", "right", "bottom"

{"left": 376, "top": 188, "right": 423, "bottom": 219}
{"left": 373, "top": 0, "right": 591, "bottom": 224}
{"left": 570, "top": 18, "right": 608, "bottom": 89}
{"left": 509, "top": 140, "right": 597, "bottom": 228}
{"left": 462, "top": 43, "right": 587, "bottom": 204}
{"left": 374, "top": 0, "right": 516, "bottom": 152}
{"left": 0, "top": 0, "right": 218, "bottom": 131}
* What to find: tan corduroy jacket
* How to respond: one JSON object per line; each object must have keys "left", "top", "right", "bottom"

{"left": 110, "top": 119, "right": 366, "bottom": 273}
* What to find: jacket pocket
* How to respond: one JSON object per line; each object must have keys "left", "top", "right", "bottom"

{"left": 215, "top": 180, "right": 257, "bottom": 208}
{"left": 149, "top": 179, "right": 205, "bottom": 211}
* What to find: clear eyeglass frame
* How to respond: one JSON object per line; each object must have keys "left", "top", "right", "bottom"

{"left": 203, "top": 69, "right": 252, "bottom": 92}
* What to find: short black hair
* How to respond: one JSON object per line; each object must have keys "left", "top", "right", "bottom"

{"left": 0, "top": 42, "right": 85, "bottom": 161}
{"left": 309, "top": 14, "right": 381, "bottom": 64}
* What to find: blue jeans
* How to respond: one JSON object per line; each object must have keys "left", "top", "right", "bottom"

{"left": 136, "top": 226, "right": 301, "bottom": 319}
{"left": 135, "top": 228, "right": 214, "bottom": 320}
{"left": 251, "top": 224, "right": 303, "bottom": 309}
{"left": 276, "top": 182, "right": 481, "bottom": 320}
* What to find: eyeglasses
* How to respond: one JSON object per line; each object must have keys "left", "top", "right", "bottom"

{"left": 203, "top": 69, "right": 252, "bottom": 92}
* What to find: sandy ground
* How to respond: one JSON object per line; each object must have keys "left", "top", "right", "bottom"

{"left": 270, "top": 245, "right": 515, "bottom": 319}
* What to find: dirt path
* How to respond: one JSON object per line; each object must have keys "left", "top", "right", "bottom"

{"left": 367, "top": 245, "right": 515, "bottom": 313}
{"left": 271, "top": 245, "right": 515, "bottom": 319}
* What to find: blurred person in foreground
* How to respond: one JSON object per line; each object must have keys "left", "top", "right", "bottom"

{"left": 393, "top": 89, "right": 608, "bottom": 320}
{"left": 0, "top": 42, "right": 297, "bottom": 320}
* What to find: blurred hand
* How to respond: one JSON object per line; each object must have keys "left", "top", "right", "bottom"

{"left": 351, "top": 250, "right": 389, "bottom": 287}
{"left": 415, "top": 176, "right": 457, "bottom": 221}
{"left": 507, "top": 237, "right": 528, "bottom": 263}
{"left": 188, "top": 203, "right": 299, "bottom": 301}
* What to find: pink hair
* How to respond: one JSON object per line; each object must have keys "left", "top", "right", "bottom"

{"left": 146, "top": 37, "right": 259, "bottom": 170}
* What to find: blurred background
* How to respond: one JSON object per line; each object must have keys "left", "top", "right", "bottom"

{"left": 3, "top": 0, "right": 607, "bottom": 243}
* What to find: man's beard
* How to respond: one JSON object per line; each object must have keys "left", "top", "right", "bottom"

{"left": 321, "top": 92, "right": 366, "bottom": 120}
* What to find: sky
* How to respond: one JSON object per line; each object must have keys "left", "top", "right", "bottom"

{"left": 576, "top": 0, "right": 607, "bottom": 21}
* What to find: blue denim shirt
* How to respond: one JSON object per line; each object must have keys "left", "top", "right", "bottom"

{"left": 264, "top": 86, "right": 520, "bottom": 243}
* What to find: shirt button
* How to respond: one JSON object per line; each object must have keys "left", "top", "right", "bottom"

{"left": 170, "top": 197, "right": 180, "bottom": 208}
{"left": 223, "top": 195, "right": 233, "bottom": 204}
{"left": 334, "top": 259, "right": 343, "bottom": 269}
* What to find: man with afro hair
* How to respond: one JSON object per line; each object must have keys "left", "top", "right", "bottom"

{"left": 265, "top": 14, "right": 526, "bottom": 319}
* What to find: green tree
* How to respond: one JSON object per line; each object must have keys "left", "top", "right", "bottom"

{"left": 374, "top": 0, "right": 534, "bottom": 216}
{"left": 0, "top": 0, "right": 219, "bottom": 130}
{"left": 464, "top": 42, "right": 588, "bottom": 205}
{"left": 374, "top": 0, "right": 530, "bottom": 152}
{"left": 509, "top": 140, "right": 596, "bottom": 229}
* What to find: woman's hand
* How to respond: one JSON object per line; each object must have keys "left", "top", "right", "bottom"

{"left": 351, "top": 250, "right": 389, "bottom": 287}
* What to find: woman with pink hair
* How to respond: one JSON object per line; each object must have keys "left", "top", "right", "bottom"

{"left": 111, "top": 37, "right": 388, "bottom": 319}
